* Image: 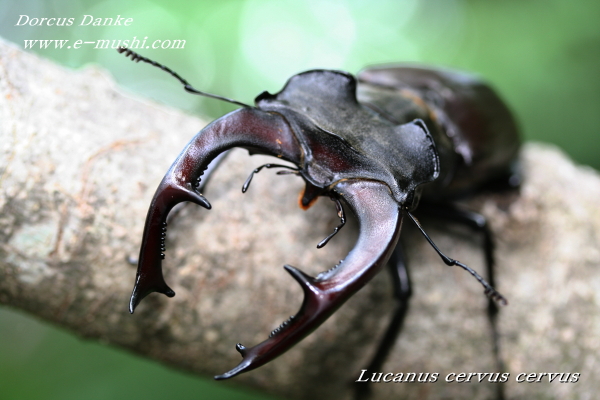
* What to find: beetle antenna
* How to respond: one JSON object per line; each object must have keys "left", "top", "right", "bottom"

{"left": 406, "top": 211, "right": 508, "bottom": 306}
{"left": 241, "top": 163, "right": 299, "bottom": 193}
{"left": 117, "top": 47, "right": 252, "bottom": 108}
{"left": 317, "top": 197, "right": 346, "bottom": 249}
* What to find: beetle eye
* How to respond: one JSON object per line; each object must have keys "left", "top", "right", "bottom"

{"left": 405, "top": 187, "right": 423, "bottom": 211}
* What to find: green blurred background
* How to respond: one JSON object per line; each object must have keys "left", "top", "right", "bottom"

{"left": 0, "top": 0, "right": 598, "bottom": 399}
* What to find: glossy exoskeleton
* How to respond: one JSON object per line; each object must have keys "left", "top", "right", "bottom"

{"left": 118, "top": 48, "right": 520, "bottom": 394}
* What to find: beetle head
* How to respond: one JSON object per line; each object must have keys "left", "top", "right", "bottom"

{"left": 256, "top": 70, "right": 440, "bottom": 207}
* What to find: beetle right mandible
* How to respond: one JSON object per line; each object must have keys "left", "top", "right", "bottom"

{"left": 118, "top": 48, "right": 520, "bottom": 399}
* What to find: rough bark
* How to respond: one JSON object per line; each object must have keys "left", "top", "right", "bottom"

{"left": 1, "top": 38, "right": 599, "bottom": 400}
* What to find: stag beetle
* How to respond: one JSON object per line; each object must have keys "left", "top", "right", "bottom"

{"left": 118, "top": 48, "right": 520, "bottom": 394}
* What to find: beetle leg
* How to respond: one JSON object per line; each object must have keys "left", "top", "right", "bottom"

{"left": 316, "top": 197, "right": 346, "bottom": 248}
{"left": 214, "top": 179, "right": 402, "bottom": 380}
{"left": 129, "top": 107, "right": 303, "bottom": 313}
{"left": 354, "top": 243, "right": 411, "bottom": 400}
{"left": 415, "top": 203, "right": 505, "bottom": 400}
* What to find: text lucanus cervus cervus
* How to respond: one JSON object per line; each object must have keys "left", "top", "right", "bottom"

{"left": 118, "top": 47, "right": 520, "bottom": 396}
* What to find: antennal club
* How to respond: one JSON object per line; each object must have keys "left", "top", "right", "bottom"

{"left": 241, "top": 163, "right": 299, "bottom": 193}
{"left": 117, "top": 47, "right": 252, "bottom": 108}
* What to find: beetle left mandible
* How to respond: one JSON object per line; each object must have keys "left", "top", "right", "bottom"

{"left": 118, "top": 48, "right": 520, "bottom": 391}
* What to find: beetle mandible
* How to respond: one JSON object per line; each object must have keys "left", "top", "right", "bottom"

{"left": 118, "top": 48, "right": 520, "bottom": 388}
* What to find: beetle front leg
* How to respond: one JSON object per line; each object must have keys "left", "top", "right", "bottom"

{"left": 215, "top": 179, "right": 403, "bottom": 379}
{"left": 354, "top": 243, "right": 411, "bottom": 400}
{"left": 129, "top": 108, "right": 303, "bottom": 313}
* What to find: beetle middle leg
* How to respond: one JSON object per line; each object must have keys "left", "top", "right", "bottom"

{"left": 354, "top": 243, "right": 411, "bottom": 400}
